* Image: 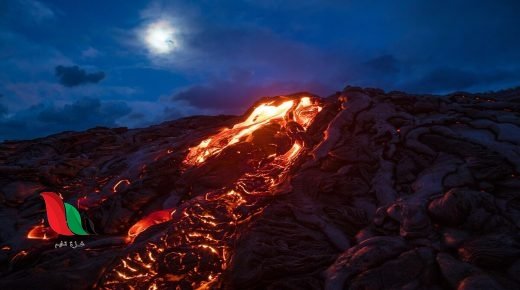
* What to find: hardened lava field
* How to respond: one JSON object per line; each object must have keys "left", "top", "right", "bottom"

{"left": 1, "top": 87, "right": 520, "bottom": 289}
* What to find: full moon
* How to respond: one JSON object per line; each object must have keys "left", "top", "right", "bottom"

{"left": 143, "top": 20, "right": 177, "bottom": 54}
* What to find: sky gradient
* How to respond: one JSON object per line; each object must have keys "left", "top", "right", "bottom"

{"left": 1, "top": 0, "right": 520, "bottom": 140}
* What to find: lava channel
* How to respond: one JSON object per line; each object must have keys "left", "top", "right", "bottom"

{"left": 99, "top": 96, "right": 322, "bottom": 289}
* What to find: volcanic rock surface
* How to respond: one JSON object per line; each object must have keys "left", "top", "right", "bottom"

{"left": 1, "top": 87, "right": 520, "bottom": 289}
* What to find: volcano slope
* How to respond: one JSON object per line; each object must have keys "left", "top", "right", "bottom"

{"left": 1, "top": 87, "right": 520, "bottom": 289}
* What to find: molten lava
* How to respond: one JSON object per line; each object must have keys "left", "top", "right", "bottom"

{"left": 127, "top": 209, "right": 173, "bottom": 241}
{"left": 101, "top": 95, "right": 323, "bottom": 289}
{"left": 185, "top": 97, "right": 321, "bottom": 166}
{"left": 27, "top": 220, "right": 58, "bottom": 240}
{"left": 113, "top": 179, "right": 131, "bottom": 193}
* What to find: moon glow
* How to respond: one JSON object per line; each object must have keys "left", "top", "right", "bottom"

{"left": 143, "top": 20, "right": 177, "bottom": 54}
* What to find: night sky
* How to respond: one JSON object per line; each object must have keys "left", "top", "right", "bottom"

{"left": 1, "top": 0, "right": 520, "bottom": 140}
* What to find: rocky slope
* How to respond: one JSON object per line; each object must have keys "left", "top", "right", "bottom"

{"left": 1, "top": 87, "right": 520, "bottom": 289}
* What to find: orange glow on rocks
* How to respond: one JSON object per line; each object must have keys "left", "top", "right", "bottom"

{"left": 27, "top": 221, "right": 58, "bottom": 240}
{"left": 127, "top": 210, "right": 172, "bottom": 241}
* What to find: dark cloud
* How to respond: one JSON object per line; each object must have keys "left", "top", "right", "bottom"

{"left": 0, "top": 97, "right": 131, "bottom": 141}
{"left": 37, "top": 97, "right": 129, "bottom": 124}
{"left": 55, "top": 65, "right": 106, "bottom": 87}
{"left": 403, "top": 67, "right": 517, "bottom": 93}
{"left": 173, "top": 72, "right": 332, "bottom": 113}
{"left": 162, "top": 106, "right": 182, "bottom": 120}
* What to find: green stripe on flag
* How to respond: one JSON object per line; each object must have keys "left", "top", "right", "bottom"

{"left": 64, "top": 203, "right": 90, "bottom": 235}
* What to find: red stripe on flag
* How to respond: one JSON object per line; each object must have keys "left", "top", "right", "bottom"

{"left": 40, "top": 192, "right": 74, "bottom": 236}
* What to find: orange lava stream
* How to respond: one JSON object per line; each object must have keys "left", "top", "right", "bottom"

{"left": 127, "top": 209, "right": 173, "bottom": 241}
{"left": 102, "top": 96, "right": 322, "bottom": 289}
{"left": 185, "top": 97, "right": 320, "bottom": 166}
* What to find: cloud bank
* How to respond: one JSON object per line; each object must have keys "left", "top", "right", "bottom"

{"left": 2, "top": 0, "right": 520, "bottom": 141}
{"left": 0, "top": 97, "right": 131, "bottom": 140}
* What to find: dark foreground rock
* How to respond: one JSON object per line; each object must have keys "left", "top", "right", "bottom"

{"left": 1, "top": 87, "right": 519, "bottom": 289}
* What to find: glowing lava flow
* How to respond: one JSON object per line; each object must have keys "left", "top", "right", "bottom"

{"left": 100, "top": 96, "right": 322, "bottom": 289}
{"left": 127, "top": 209, "right": 173, "bottom": 241}
{"left": 27, "top": 219, "right": 58, "bottom": 240}
{"left": 185, "top": 97, "right": 320, "bottom": 165}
